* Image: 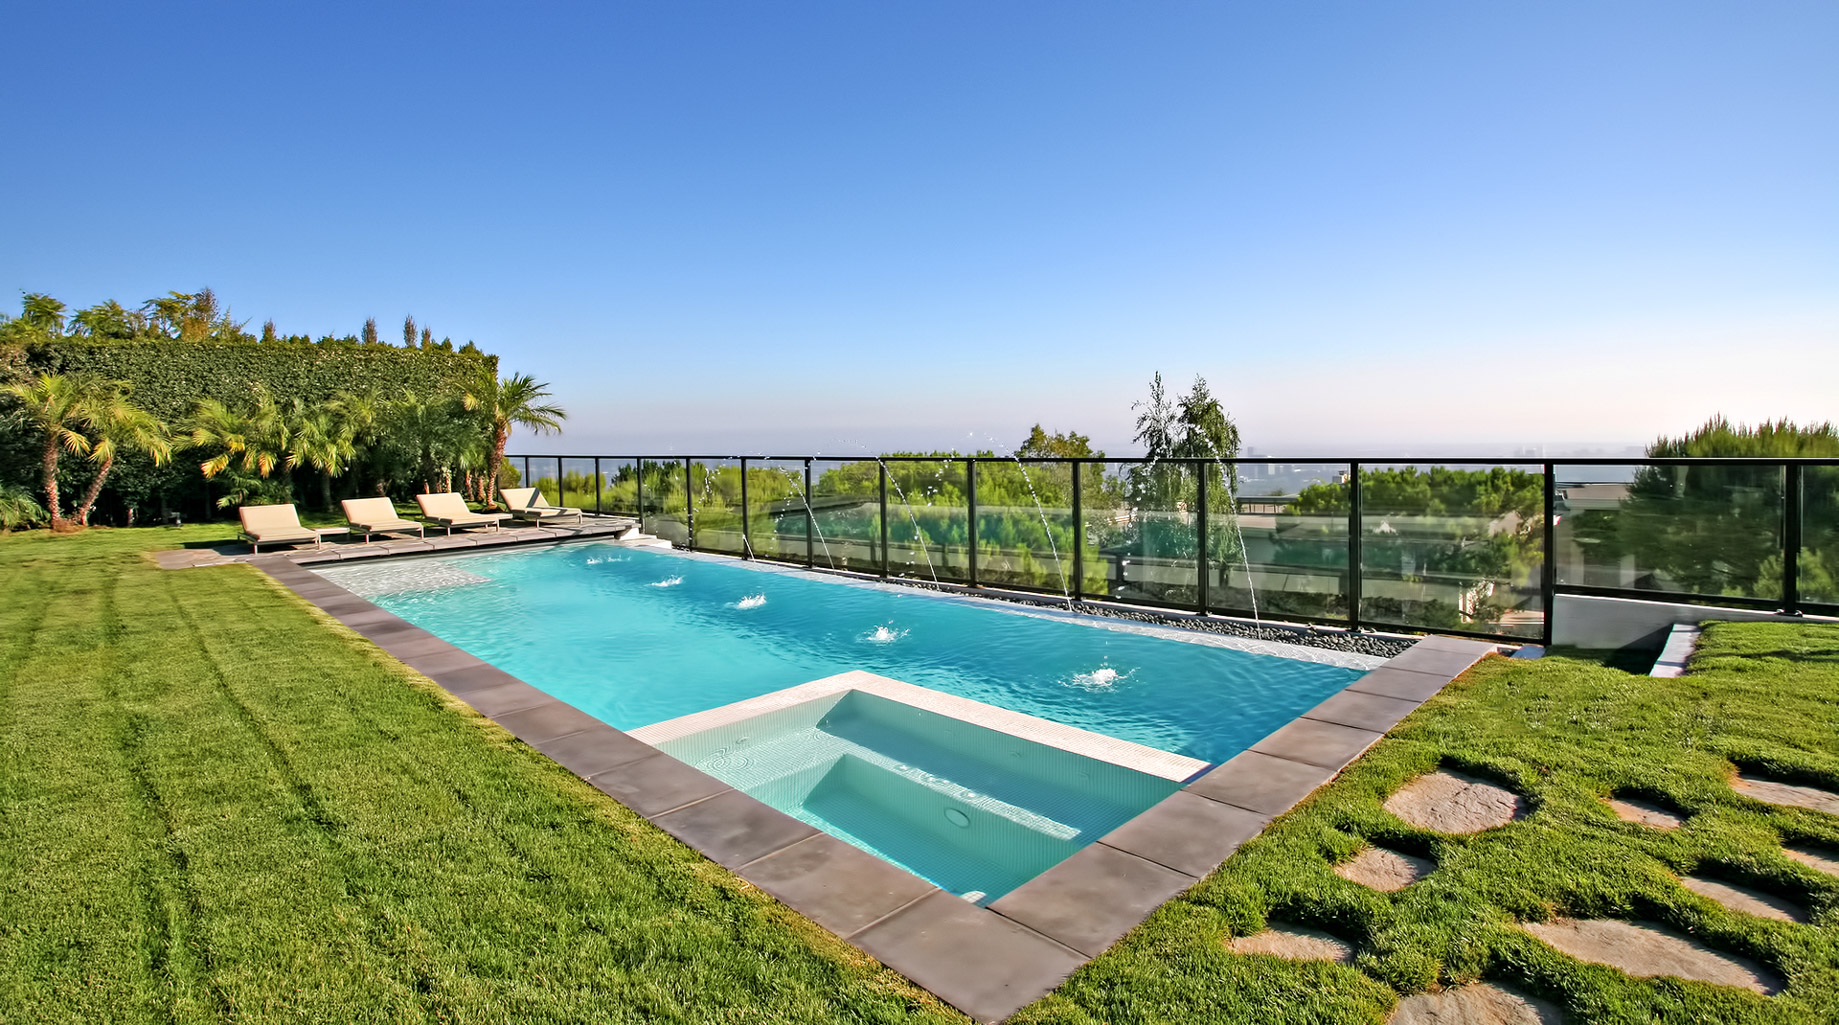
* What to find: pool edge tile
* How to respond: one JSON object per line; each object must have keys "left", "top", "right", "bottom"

{"left": 989, "top": 843, "right": 1197, "bottom": 958}
{"left": 851, "top": 890, "right": 1086, "bottom": 1025}
{"left": 1098, "top": 791, "right": 1270, "bottom": 878}
{"left": 651, "top": 790, "right": 819, "bottom": 869}
{"left": 738, "top": 833, "right": 940, "bottom": 939}
{"left": 585, "top": 753, "right": 733, "bottom": 818}
{"left": 1183, "top": 750, "right": 1341, "bottom": 816}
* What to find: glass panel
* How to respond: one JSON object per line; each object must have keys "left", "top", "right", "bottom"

{"left": 810, "top": 459, "right": 883, "bottom": 575}
{"left": 883, "top": 456, "right": 970, "bottom": 585}
{"left": 1555, "top": 463, "right": 1783, "bottom": 601}
{"left": 560, "top": 458, "right": 598, "bottom": 514}
{"left": 639, "top": 458, "right": 688, "bottom": 545}
{"left": 748, "top": 459, "right": 810, "bottom": 565}
{"left": 1357, "top": 463, "right": 1544, "bottom": 638}
{"left": 1089, "top": 460, "right": 1200, "bottom": 608}
{"left": 972, "top": 459, "right": 1076, "bottom": 595}
{"left": 690, "top": 459, "right": 746, "bottom": 556}
{"left": 598, "top": 458, "right": 640, "bottom": 518}
{"left": 1208, "top": 461, "right": 1352, "bottom": 622}
{"left": 1804, "top": 466, "right": 1839, "bottom": 605}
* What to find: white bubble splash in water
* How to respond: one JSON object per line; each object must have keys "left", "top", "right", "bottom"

{"left": 649, "top": 576, "right": 684, "bottom": 588}
{"left": 1068, "top": 665, "right": 1132, "bottom": 689}
{"left": 734, "top": 593, "right": 767, "bottom": 609}
{"left": 864, "top": 623, "right": 908, "bottom": 644}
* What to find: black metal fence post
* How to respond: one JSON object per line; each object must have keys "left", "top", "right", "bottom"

{"left": 1785, "top": 463, "right": 1803, "bottom": 615}
{"left": 593, "top": 457, "right": 601, "bottom": 515}
{"left": 1071, "top": 461, "right": 1084, "bottom": 602}
{"left": 966, "top": 458, "right": 979, "bottom": 587}
{"left": 636, "top": 459, "right": 644, "bottom": 533}
{"left": 1542, "top": 463, "right": 1556, "bottom": 647}
{"left": 556, "top": 457, "right": 564, "bottom": 504}
{"left": 1196, "top": 460, "right": 1210, "bottom": 615}
{"left": 1347, "top": 461, "right": 1362, "bottom": 631}
{"left": 740, "top": 457, "right": 750, "bottom": 559}
{"left": 522, "top": 456, "right": 531, "bottom": 491}
{"left": 878, "top": 462, "right": 890, "bottom": 578}
{"left": 684, "top": 458, "right": 694, "bottom": 550}
{"left": 804, "top": 458, "right": 814, "bottom": 568}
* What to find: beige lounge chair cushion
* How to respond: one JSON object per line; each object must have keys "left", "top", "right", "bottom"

{"left": 500, "top": 487, "right": 581, "bottom": 517}
{"left": 238, "top": 503, "right": 320, "bottom": 541}
{"left": 416, "top": 492, "right": 509, "bottom": 526}
{"left": 340, "top": 497, "right": 423, "bottom": 531}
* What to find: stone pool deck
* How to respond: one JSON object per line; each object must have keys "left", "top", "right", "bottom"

{"left": 245, "top": 539, "right": 1499, "bottom": 1024}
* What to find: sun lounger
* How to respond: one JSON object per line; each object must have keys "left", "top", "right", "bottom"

{"left": 415, "top": 492, "right": 511, "bottom": 534}
{"left": 341, "top": 497, "right": 426, "bottom": 542}
{"left": 499, "top": 487, "right": 584, "bottom": 525}
{"left": 237, "top": 503, "right": 344, "bottom": 552}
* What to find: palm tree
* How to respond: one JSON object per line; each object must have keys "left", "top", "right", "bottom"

{"left": 19, "top": 292, "right": 68, "bottom": 334}
{"left": 70, "top": 387, "right": 172, "bottom": 525}
{"left": 2, "top": 373, "right": 101, "bottom": 529}
{"left": 188, "top": 384, "right": 292, "bottom": 505}
{"left": 0, "top": 484, "right": 48, "bottom": 532}
{"left": 467, "top": 373, "right": 566, "bottom": 508}
{"left": 285, "top": 398, "right": 359, "bottom": 510}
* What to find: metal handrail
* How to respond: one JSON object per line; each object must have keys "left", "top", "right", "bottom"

{"left": 513, "top": 453, "right": 1839, "bottom": 645}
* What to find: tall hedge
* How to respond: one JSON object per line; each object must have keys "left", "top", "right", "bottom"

{"left": 2, "top": 340, "right": 497, "bottom": 521}
{"left": 20, "top": 340, "right": 495, "bottom": 421}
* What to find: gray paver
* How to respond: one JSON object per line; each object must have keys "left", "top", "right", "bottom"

{"left": 1250, "top": 718, "right": 1384, "bottom": 770}
{"left": 400, "top": 646, "right": 490, "bottom": 676}
{"left": 452, "top": 680, "right": 553, "bottom": 718}
{"left": 429, "top": 663, "right": 525, "bottom": 695}
{"left": 374, "top": 632, "right": 464, "bottom": 659}
{"left": 990, "top": 842, "right": 1195, "bottom": 957}
{"left": 1385, "top": 641, "right": 1495, "bottom": 677}
{"left": 1345, "top": 666, "right": 1457, "bottom": 702}
{"left": 651, "top": 790, "right": 819, "bottom": 868}
{"left": 526, "top": 726, "right": 660, "bottom": 778}
{"left": 852, "top": 890, "right": 1085, "bottom": 1024}
{"left": 739, "top": 833, "right": 938, "bottom": 937}
{"left": 493, "top": 701, "right": 609, "bottom": 744}
{"left": 1099, "top": 791, "right": 1270, "bottom": 877}
{"left": 1184, "top": 750, "right": 1338, "bottom": 815}
{"left": 586, "top": 753, "right": 732, "bottom": 817}
{"left": 1302, "top": 689, "right": 1423, "bottom": 732}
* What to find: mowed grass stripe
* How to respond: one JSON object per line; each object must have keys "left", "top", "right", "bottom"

{"left": 0, "top": 550, "right": 170, "bottom": 1023}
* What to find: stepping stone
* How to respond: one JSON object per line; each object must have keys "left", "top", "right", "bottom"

{"left": 1386, "top": 771, "right": 1525, "bottom": 834}
{"left": 1389, "top": 983, "right": 1563, "bottom": 1025}
{"left": 1732, "top": 773, "right": 1839, "bottom": 816}
{"left": 1681, "top": 876, "right": 1807, "bottom": 923}
{"left": 1606, "top": 797, "right": 1684, "bottom": 830}
{"left": 1520, "top": 918, "right": 1782, "bottom": 995}
{"left": 1784, "top": 843, "right": 1839, "bottom": 877}
{"left": 1337, "top": 845, "right": 1434, "bottom": 892}
{"left": 1227, "top": 925, "right": 1354, "bottom": 964}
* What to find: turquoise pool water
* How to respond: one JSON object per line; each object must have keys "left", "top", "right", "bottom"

{"left": 316, "top": 544, "right": 1366, "bottom": 765}
{"left": 655, "top": 689, "right": 1183, "bottom": 903}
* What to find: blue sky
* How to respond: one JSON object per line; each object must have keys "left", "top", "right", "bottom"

{"left": 4, "top": 2, "right": 1834, "bottom": 456}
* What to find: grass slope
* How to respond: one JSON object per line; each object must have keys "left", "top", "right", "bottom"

{"left": 0, "top": 526, "right": 960, "bottom": 1024}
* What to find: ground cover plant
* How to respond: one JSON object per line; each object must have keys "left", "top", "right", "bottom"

{"left": 4, "top": 524, "right": 1837, "bottom": 1023}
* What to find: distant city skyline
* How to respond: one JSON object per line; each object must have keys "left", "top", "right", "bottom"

{"left": 5, "top": 2, "right": 1833, "bottom": 456}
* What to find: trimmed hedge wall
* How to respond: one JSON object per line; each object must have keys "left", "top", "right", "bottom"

{"left": 20, "top": 340, "right": 495, "bottom": 421}
{"left": 1, "top": 341, "right": 497, "bottom": 522}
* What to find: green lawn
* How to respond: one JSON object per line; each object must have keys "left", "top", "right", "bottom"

{"left": 3, "top": 526, "right": 1837, "bottom": 1023}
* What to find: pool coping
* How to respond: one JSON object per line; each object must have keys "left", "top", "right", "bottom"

{"left": 629, "top": 670, "right": 1212, "bottom": 783}
{"left": 250, "top": 545, "right": 1501, "bottom": 1024}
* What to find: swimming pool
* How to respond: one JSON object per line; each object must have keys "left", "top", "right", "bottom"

{"left": 315, "top": 544, "right": 1372, "bottom": 765}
